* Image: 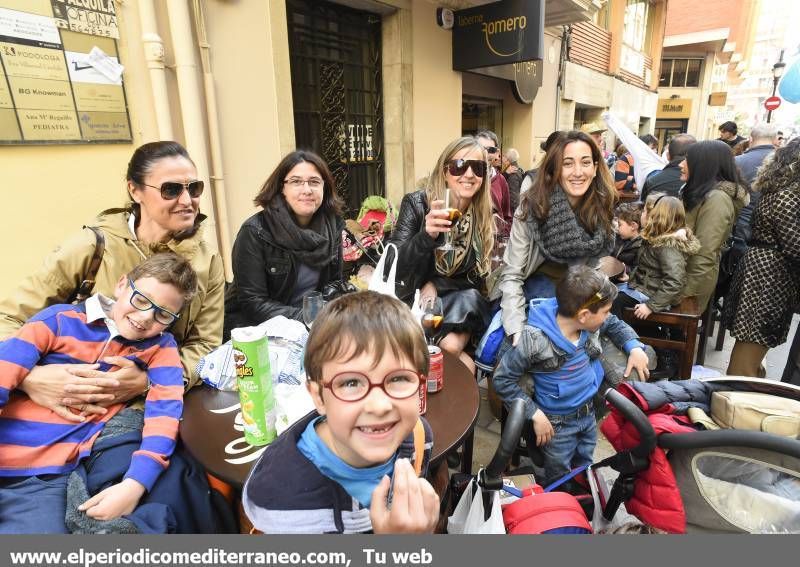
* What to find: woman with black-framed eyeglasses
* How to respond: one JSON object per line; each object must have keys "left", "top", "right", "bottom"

{"left": 388, "top": 136, "right": 494, "bottom": 373}
{"left": 0, "top": 141, "right": 225, "bottom": 421}
{"left": 223, "top": 150, "right": 344, "bottom": 339}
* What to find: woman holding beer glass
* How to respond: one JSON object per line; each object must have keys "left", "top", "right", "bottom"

{"left": 390, "top": 136, "right": 494, "bottom": 373}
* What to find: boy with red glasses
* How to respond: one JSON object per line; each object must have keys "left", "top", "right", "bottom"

{"left": 243, "top": 291, "right": 438, "bottom": 534}
{"left": 0, "top": 253, "right": 196, "bottom": 533}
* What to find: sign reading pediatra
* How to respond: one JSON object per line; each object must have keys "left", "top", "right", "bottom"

{"left": 0, "top": 1, "right": 131, "bottom": 144}
{"left": 452, "top": 0, "right": 544, "bottom": 71}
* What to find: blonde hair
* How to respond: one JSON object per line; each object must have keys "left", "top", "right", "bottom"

{"left": 641, "top": 194, "right": 686, "bottom": 240}
{"left": 425, "top": 136, "right": 494, "bottom": 275}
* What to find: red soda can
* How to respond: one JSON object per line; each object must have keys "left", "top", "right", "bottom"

{"left": 427, "top": 345, "right": 444, "bottom": 393}
{"left": 418, "top": 379, "right": 427, "bottom": 415}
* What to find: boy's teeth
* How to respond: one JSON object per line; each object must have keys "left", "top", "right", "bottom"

{"left": 360, "top": 425, "right": 391, "bottom": 433}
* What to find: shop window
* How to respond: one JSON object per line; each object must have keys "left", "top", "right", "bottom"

{"left": 462, "top": 97, "right": 503, "bottom": 141}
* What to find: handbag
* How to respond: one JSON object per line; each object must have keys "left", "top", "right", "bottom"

{"left": 68, "top": 226, "right": 106, "bottom": 304}
{"left": 367, "top": 242, "right": 398, "bottom": 298}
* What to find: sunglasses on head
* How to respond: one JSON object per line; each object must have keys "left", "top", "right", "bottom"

{"left": 576, "top": 290, "right": 611, "bottom": 315}
{"left": 142, "top": 180, "right": 205, "bottom": 200}
{"left": 445, "top": 159, "right": 487, "bottom": 178}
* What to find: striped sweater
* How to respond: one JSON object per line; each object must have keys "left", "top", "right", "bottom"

{"left": 0, "top": 297, "right": 183, "bottom": 491}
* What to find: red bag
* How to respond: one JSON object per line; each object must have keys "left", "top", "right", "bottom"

{"left": 502, "top": 491, "right": 592, "bottom": 534}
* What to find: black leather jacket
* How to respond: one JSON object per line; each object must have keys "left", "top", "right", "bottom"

{"left": 388, "top": 190, "right": 484, "bottom": 301}
{"left": 224, "top": 211, "right": 343, "bottom": 334}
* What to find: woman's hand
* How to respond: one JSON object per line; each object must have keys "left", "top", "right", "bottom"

{"left": 425, "top": 199, "right": 451, "bottom": 240}
{"left": 66, "top": 357, "right": 149, "bottom": 407}
{"left": 370, "top": 459, "right": 439, "bottom": 534}
{"left": 633, "top": 303, "right": 652, "bottom": 319}
{"left": 419, "top": 282, "right": 438, "bottom": 305}
{"left": 19, "top": 363, "right": 113, "bottom": 422}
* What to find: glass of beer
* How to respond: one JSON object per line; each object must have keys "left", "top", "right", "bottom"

{"left": 420, "top": 296, "right": 443, "bottom": 345}
{"left": 438, "top": 188, "right": 462, "bottom": 252}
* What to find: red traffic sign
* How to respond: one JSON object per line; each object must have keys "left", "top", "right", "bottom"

{"left": 764, "top": 96, "right": 782, "bottom": 111}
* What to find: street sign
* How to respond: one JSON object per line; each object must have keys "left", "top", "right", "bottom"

{"left": 764, "top": 96, "right": 782, "bottom": 111}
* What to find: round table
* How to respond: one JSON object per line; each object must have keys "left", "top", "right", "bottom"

{"left": 180, "top": 351, "right": 480, "bottom": 488}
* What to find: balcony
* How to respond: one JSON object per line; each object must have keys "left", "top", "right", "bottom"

{"left": 568, "top": 20, "right": 611, "bottom": 75}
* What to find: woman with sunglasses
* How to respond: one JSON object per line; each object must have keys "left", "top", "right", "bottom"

{"left": 0, "top": 141, "right": 224, "bottom": 422}
{"left": 223, "top": 150, "right": 343, "bottom": 337}
{"left": 389, "top": 136, "right": 494, "bottom": 373}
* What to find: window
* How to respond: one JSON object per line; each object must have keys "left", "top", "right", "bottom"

{"left": 623, "top": 0, "right": 649, "bottom": 51}
{"left": 659, "top": 58, "right": 703, "bottom": 87}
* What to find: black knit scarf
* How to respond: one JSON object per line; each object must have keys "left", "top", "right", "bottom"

{"left": 532, "top": 185, "right": 612, "bottom": 263}
{"left": 262, "top": 197, "right": 338, "bottom": 267}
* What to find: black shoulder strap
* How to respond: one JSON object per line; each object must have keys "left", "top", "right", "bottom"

{"left": 70, "top": 226, "right": 106, "bottom": 304}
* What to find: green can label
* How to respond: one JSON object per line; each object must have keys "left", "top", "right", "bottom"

{"left": 231, "top": 327, "right": 277, "bottom": 446}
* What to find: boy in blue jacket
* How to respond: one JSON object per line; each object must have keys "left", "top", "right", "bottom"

{"left": 493, "top": 266, "right": 648, "bottom": 488}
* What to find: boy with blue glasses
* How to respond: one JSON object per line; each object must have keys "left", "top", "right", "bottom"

{"left": 0, "top": 253, "right": 196, "bottom": 533}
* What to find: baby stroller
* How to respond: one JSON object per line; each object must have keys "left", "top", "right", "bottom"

{"left": 447, "top": 391, "right": 657, "bottom": 534}
{"left": 601, "top": 377, "right": 800, "bottom": 534}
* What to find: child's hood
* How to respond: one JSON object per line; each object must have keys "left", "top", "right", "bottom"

{"left": 646, "top": 228, "right": 701, "bottom": 254}
{"left": 527, "top": 297, "right": 578, "bottom": 353}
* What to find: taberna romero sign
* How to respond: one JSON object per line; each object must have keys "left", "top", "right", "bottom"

{"left": 452, "top": 0, "right": 544, "bottom": 71}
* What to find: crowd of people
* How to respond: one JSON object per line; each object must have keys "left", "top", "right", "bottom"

{"left": 0, "top": 116, "right": 797, "bottom": 534}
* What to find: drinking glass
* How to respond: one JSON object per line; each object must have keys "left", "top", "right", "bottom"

{"left": 438, "top": 188, "right": 462, "bottom": 252}
{"left": 302, "top": 291, "right": 325, "bottom": 328}
{"left": 420, "top": 296, "right": 443, "bottom": 345}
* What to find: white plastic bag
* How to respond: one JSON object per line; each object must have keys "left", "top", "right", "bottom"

{"left": 274, "top": 382, "right": 315, "bottom": 435}
{"left": 368, "top": 242, "right": 398, "bottom": 297}
{"left": 588, "top": 466, "right": 641, "bottom": 533}
{"left": 447, "top": 479, "right": 505, "bottom": 534}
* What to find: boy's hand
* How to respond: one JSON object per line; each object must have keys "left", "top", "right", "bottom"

{"left": 78, "top": 478, "right": 146, "bottom": 521}
{"left": 633, "top": 303, "right": 652, "bottom": 319}
{"left": 624, "top": 347, "right": 650, "bottom": 381}
{"left": 532, "top": 409, "right": 554, "bottom": 446}
{"left": 370, "top": 459, "right": 438, "bottom": 534}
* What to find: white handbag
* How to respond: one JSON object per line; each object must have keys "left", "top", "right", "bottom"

{"left": 367, "top": 242, "right": 399, "bottom": 297}
{"left": 447, "top": 478, "right": 505, "bottom": 534}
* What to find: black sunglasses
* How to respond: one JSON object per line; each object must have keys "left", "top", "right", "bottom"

{"left": 446, "top": 159, "right": 487, "bottom": 178}
{"left": 142, "top": 180, "right": 205, "bottom": 200}
{"left": 484, "top": 146, "right": 499, "bottom": 154}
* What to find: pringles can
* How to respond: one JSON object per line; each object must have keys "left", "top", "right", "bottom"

{"left": 427, "top": 345, "right": 444, "bottom": 393}
{"left": 231, "top": 326, "right": 277, "bottom": 446}
{"left": 418, "top": 379, "right": 427, "bottom": 415}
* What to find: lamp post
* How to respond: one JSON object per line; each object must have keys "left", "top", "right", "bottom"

{"left": 767, "top": 50, "right": 786, "bottom": 123}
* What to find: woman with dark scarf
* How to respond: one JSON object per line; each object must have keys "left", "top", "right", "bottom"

{"left": 389, "top": 136, "right": 494, "bottom": 373}
{"left": 497, "top": 130, "right": 617, "bottom": 346}
{"left": 224, "top": 150, "right": 343, "bottom": 338}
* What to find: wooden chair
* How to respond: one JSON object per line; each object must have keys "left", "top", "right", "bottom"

{"left": 621, "top": 297, "right": 702, "bottom": 380}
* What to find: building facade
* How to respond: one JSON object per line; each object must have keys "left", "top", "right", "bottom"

{"left": 1, "top": 0, "right": 668, "bottom": 296}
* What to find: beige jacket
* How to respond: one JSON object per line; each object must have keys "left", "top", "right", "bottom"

{"left": 0, "top": 209, "right": 224, "bottom": 387}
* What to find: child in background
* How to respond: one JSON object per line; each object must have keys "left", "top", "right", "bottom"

{"left": 243, "top": 291, "right": 438, "bottom": 534}
{"left": 612, "top": 195, "right": 700, "bottom": 320}
{"left": 0, "top": 253, "right": 196, "bottom": 533}
{"left": 493, "top": 266, "right": 648, "bottom": 488}
{"left": 613, "top": 202, "right": 644, "bottom": 275}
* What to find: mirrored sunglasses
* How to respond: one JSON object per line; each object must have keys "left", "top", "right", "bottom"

{"left": 446, "top": 159, "right": 487, "bottom": 178}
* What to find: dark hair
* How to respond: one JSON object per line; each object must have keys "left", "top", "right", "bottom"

{"left": 253, "top": 150, "right": 343, "bottom": 217}
{"left": 682, "top": 140, "right": 744, "bottom": 211}
{"left": 540, "top": 130, "right": 566, "bottom": 152}
{"left": 615, "top": 201, "right": 643, "bottom": 227}
{"left": 667, "top": 133, "right": 696, "bottom": 161}
{"left": 521, "top": 130, "right": 616, "bottom": 235}
{"left": 125, "top": 141, "right": 198, "bottom": 236}
{"left": 719, "top": 121, "right": 738, "bottom": 135}
{"left": 126, "top": 141, "right": 194, "bottom": 186}
{"left": 476, "top": 130, "right": 499, "bottom": 147}
{"left": 304, "top": 291, "right": 429, "bottom": 383}
{"left": 556, "top": 265, "right": 617, "bottom": 317}
{"left": 127, "top": 252, "right": 198, "bottom": 304}
{"left": 639, "top": 134, "right": 658, "bottom": 148}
